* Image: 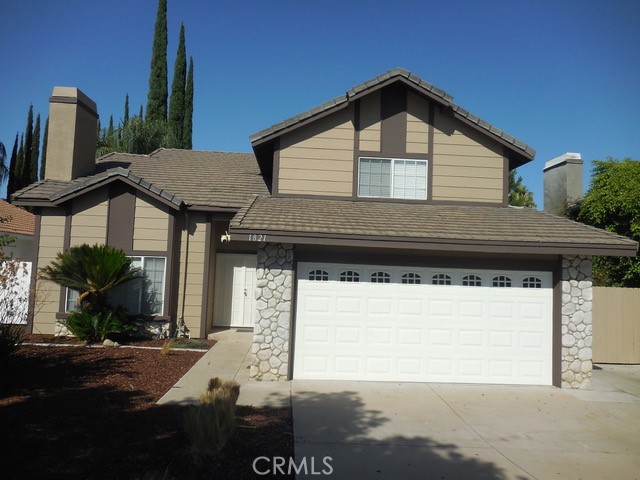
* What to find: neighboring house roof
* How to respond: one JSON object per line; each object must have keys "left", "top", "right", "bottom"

{"left": 0, "top": 200, "right": 35, "bottom": 236}
{"left": 230, "top": 196, "right": 639, "bottom": 257}
{"left": 249, "top": 67, "right": 536, "bottom": 163}
{"left": 12, "top": 149, "right": 269, "bottom": 210}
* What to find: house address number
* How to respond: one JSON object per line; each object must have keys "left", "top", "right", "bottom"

{"left": 248, "top": 234, "right": 267, "bottom": 242}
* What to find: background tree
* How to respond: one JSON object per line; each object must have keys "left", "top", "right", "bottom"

{"left": 39, "top": 116, "right": 49, "bottom": 181}
{"left": 508, "top": 169, "right": 536, "bottom": 208}
{"left": 14, "top": 134, "right": 24, "bottom": 193}
{"left": 30, "top": 114, "right": 40, "bottom": 184}
{"left": 123, "top": 94, "right": 130, "bottom": 126}
{"left": 146, "top": 0, "right": 168, "bottom": 122}
{"left": 576, "top": 158, "right": 640, "bottom": 287}
{"left": 183, "top": 57, "right": 194, "bottom": 149}
{"left": 0, "top": 142, "right": 7, "bottom": 185}
{"left": 168, "top": 23, "right": 186, "bottom": 146}
{"left": 20, "top": 106, "right": 34, "bottom": 190}
{"left": 6, "top": 134, "right": 18, "bottom": 198}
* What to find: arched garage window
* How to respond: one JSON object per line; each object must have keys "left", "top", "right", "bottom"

{"left": 308, "top": 270, "right": 329, "bottom": 281}
{"left": 462, "top": 274, "right": 482, "bottom": 286}
{"left": 401, "top": 273, "right": 421, "bottom": 284}
{"left": 432, "top": 274, "right": 452, "bottom": 285}
{"left": 492, "top": 275, "right": 512, "bottom": 287}
{"left": 339, "top": 271, "right": 360, "bottom": 282}
{"left": 371, "top": 272, "right": 391, "bottom": 283}
{"left": 522, "top": 276, "right": 542, "bottom": 288}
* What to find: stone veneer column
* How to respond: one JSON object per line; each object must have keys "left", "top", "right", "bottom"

{"left": 250, "top": 243, "right": 294, "bottom": 381}
{"left": 561, "top": 255, "right": 593, "bottom": 389}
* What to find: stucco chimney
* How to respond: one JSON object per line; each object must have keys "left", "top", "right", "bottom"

{"left": 44, "top": 87, "right": 98, "bottom": 181}
{"left": 543, "top": 152, "right": 583, "bottom": 216}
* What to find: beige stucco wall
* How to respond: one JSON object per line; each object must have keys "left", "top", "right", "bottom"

{"left": 133, "top": 194, "right": 169, "bottom": 251}
{"left": 69, "top": 187, "right": 108, "bottom": 246}
{"left": 431, "top": 109, "right": 504, "bottom": 203}
{"left": 278, "top": 107, "right": 355, "bottom": 196}
{"left": 406, "top": 91, "right": 430, "bottom": 155}
{"left": 359, "top": 91, "right": 381, "bottom": 152}
{"left": 33, "top": 209, "right": 66, "bottom": 334}
{"left": 177, "top": 212, "right": 208, "bottom": 338}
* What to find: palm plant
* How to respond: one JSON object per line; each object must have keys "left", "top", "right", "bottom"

{"left": 41, "top": 244, "right": 140, "bottom": 313}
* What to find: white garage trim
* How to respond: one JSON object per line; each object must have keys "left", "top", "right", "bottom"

{"left": 294, "top": 262, "right": 553, "bottom": 385}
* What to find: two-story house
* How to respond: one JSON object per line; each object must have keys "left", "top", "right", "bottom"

{"left": 13, "top": 69, "right": 637, "bottom": 389}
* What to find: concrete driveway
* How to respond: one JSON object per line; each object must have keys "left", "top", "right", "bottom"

{"left": 292, "top": 366, "right": 640, "bottom": 479}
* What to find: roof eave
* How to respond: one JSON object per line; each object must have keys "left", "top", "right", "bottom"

{"left": 229, "top": 227, "right": 638, "bottom": 257}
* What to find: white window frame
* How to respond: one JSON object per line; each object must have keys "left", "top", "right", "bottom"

{"left": 66, "top": 256, "right": 167, "bottom": 315}
{"left": 358, "top": 157, "right": 428, "bottom": 200}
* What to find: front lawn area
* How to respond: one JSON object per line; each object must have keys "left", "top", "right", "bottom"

{"left": 0, "top": 343, "right": 293, "bottom": 479}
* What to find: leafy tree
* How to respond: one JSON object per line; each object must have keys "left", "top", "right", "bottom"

{"left": 6, "top": 134, "right": 18, "bottom": 198}
{"left": 508, "top": 169, "right": 536, "bottom": 208}
{"left": 30, "top": 114, "right": 40, "bottom": 184}
{"left": 96, "top": 116, "right": 176, "bottom": 157}
{"left": 168, "top": 23, "right": 186, "bottom": 146}
{"left": 577, "top": 158, "right": 640, "bottom": 287}
{"left": 146, "top": 0, "right": 168, "bottom": 122}
{"left": 41, "top": 244, "right": 140, "bottom": 314}
{"left": 39, "top": 116, "right": 49, "bottom": 181}
{"left": 183, "top": 56, "right": 194, "bottom": 149}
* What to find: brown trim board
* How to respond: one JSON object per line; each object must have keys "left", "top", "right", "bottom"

{"left": 502, "top": 149, "right": 509, "bottom": 207}
{"left": 427, "top": 102, "right": 435, "bottom": 201}
{"left": 229, "top": 229, "right": 637, "bottom": 257}
{"left": 58, "top": 206, "right": 72, "bottom": 313}
{"left": 26, "top": 210, "right": 42, "bottom": 334}
{"left": 200, "top": 216, "right": 213, "bottom": 337}
{"left": 381, "top": 82, "right": 407, "bottom": 155}
{"left": 272, "top": 138, "right": 280, "bottom": 196}
{"left": 351, "top": 99, "right": 360, "bottom": 199}
{"left": 106, "top": 183, "right": 135, "bottom": 251}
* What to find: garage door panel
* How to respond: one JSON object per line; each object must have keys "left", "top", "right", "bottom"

{"left": 294, "top": 263, "right": 552, "bottom": 385}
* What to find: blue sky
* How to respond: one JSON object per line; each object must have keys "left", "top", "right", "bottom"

{"left": 1, "top": 0, "right": 639, "bottom": 206}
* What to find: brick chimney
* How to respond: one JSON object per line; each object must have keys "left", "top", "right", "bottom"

{"left": 44, "top": 87, "right": 98, "bottom": 181}
{"left": 543, "top": 152, "right": 583, "bottom": 216}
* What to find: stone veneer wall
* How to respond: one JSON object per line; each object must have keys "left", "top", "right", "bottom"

{"left": 250, "top": 243, "right": 293, "bottom": 381}
{"left": 561, "top": 255, "right": 593, "bottom": 389}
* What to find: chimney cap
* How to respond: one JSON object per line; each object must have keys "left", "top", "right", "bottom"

{"left": 543, "top": 152, "right": 582, "bottom": 172}
{"left": 50, "top": 86, "right": 98, "bottom": 118}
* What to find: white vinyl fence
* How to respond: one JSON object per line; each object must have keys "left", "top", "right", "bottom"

{"left": 0, "top": 260, "right": 32, "bottom": 325}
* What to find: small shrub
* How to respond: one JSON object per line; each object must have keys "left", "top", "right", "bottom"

{"left": 183, "top": 377, "right": 241, "bottom": 463}
{"left": 0, "top": 323, "right": 26, "bottom": 367}
{"left": 63, "top": 308, "right": 136, "bottom": 343}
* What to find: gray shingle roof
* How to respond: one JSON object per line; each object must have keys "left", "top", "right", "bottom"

{"left": 230, "top": 196, "right": 638, "bottom": 255}
{"left": 249, "top": 67, "right": 536, "bottom": 158}
{"left": 12, "top": 149, "right": 269, "bottom": 209}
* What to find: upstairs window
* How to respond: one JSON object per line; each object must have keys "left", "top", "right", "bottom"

{"left": 308, "top": 270, "right": 329, "bottom": 281}
{"left": 358, "top": 157, "right": 428, "bottom": 200}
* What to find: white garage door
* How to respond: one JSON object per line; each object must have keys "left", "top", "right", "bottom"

{"left": 294, "top": 262, "right": 553, "bottom": 385}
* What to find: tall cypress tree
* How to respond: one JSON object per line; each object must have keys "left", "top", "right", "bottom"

{"left": 15, "top": 134, "right": 24, "bottom": 192}
{"left": 124, "top": 94, "right": 130, "bottom": 126}
{"left": 40, "top": 116, "right": 49, "bottom": 180}
{"left": 168, "top": 23, "right": 186, "bottom": 147}
{"left": 31, "top": 114, "right": 41, "bottom": 184}
{"left": 138, "top": 104, "right": 144, "bottom": 119}
{"left": 21, "top": 106, "right": 34, "bottom": 189}
{"left": 146, "top": 0, "right": 168, "bottom": 122}
{"left": 7, "top": 134, "right": 18, "bottom": 198}
{"left": 183, "top": 56, "right": 194, "bottom": 149}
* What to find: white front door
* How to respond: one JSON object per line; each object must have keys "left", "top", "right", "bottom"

{"left": 213, "top": 253, "right": 256, "bottom": 328}
{"left": 294, "top": 262, "right": 553, "bottom": 385}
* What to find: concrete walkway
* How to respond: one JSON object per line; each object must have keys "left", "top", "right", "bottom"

{"left": 157, "top": 329, "right": 290, "bottom": 407}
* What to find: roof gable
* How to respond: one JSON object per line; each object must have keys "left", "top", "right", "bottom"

{"left": 250, "top": 67, "right": 535, "bottom": 163}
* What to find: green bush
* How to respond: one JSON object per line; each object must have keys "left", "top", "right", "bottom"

{"left": 183, "top": 377, "right": 240, "bottom": 463}
{"left": 62, "top": 307, "right": 137, "bottom": 343}
{"left": 0, "top": 323, "right": 26, "bottom": 367}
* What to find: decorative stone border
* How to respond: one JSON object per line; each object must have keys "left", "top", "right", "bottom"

{"left": 250, "top": 243, "right": 293, "bottom": 381}
{"left": 561, "top": 255, "right": 593, "bottom": 389}
{"left": 55, "top": 319, "right": 171, "bottom": 339}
